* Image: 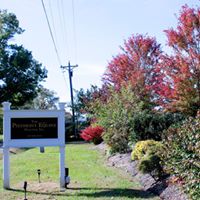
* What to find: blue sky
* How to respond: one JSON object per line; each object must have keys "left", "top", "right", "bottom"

{"left": 0, "top": 0, "right": 199, "bottom": 103}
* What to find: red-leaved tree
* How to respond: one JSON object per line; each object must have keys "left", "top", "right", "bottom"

{"left": 154, "top": 5, "right": 200, "bottom": 115}
{"left": 103, "top": 34, "right": 162, "bottom": 102}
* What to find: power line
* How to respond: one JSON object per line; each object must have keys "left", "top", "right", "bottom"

{"left": 41, "top": 0, "right": 62, "bottom": 65}
{"left": 48, "top": 0, "right": 59, "bottom": 55}
{"left": 59, "top": 0, "right": 69, "bottom": 59}
{"left": 41, "top": 0, "right": 69, "bottom": 93}
{"left": 41, "top": 0, "right": 78, "bottom": 136}
{"left": 71, "top": 0, "right": 78, "bottom": 63}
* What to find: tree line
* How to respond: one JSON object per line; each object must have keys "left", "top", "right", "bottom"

{"left": 76, "top": 5, "right": 200, "bottom": 199}
{"left": 0, "top": 10, "right": 59, "bottom": 109}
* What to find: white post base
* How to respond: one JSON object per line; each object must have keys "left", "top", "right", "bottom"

{"left": 3, "top": 147, "right": 10, "bottom": 189}
{"left": 59, "top": 146, "right": 65, "bottom": 189}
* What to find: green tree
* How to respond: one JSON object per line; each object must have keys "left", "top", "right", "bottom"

{"left": 73, "top": 85, "right": 101, "bottom": 114}
{"left": 90, "top": 85, "right": 149, "bottom": 153}
{"left": 22, "top": 86, "right": 59, "bottom": 110}
{"left": 0, "top": 10, "right": 47, "bottom": 107}
{"left": 72, "top": 87, "right": 99, "bottom": 133}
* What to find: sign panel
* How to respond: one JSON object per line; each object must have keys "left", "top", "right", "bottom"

{"left": 2, "top": 102, "right": 67, "bottom": 189}
{"left": 11, "top": 118, "right": 58, "bottom": 139}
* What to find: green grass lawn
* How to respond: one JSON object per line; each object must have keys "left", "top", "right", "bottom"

{"left": 0, "top": 143, "right": 159, "bottom": 200}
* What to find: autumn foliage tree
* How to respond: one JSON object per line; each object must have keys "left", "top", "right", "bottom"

{"left": 103, "top": 34, "right": 162, "bottom": 103}
{"left": 154, "top": 5, "right": 200, "bottom": 116}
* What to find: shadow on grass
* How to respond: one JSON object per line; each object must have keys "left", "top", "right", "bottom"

{"left": 71, "top": 187, "right": 156, "bottom": 199}
{"left": 147, "top": 179, "right": 168, "bottom": 196}
{"left": 7, "top": 187, "right": 156, "bottom": 199}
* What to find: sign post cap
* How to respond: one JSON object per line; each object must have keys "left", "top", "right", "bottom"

{"left": 2, "top": 102, "right": 11, "bottom": 110}
{"left": 58, "top": 102, "right": 66, "bottom": 110}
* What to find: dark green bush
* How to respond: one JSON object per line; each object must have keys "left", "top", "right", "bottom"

{"left": 162, "top": 115, "right": 200, "bottom": 200}
{"left": 139, "top": 154, "right": 164, "bottom": 180}
{"left": 65, "top": 120, "right": 74, "bottom": 141}
{"left": 131, "top": 111, "right": 185, "bottom": 142}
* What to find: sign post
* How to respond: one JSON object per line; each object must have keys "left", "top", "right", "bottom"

{"left": 2, "top": 102, "right": 67, "bottom": 189}
{"left": 2, "top": 102, "right": 11, "bottom": 189}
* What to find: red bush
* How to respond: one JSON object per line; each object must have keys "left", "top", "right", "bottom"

{"left": 80, "top": 126, "right": 104, "bottom": 145}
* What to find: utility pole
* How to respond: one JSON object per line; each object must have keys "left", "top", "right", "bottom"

{"left": 61, "top": 62, "right": 78, "bottom": 138}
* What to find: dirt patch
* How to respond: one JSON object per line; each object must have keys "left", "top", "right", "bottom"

{"left": 94, "top": 143, "right": 188, "bottom": 200}
{"left": 6, "top": 179, "right": 95, "bottom": 200}
{"left": 15, "top": 181, "right": 60, "bottom": 193}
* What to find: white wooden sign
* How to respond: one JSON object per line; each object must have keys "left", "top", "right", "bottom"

{"left": 2, "top": 102, "right": 67, "bottom": 189}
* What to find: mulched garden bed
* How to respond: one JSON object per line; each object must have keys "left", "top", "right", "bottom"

{"left": 95, "top": 143, "right": 188, "bottom": 200}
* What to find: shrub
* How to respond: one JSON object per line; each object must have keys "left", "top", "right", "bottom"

{"left": 162, "top": 115, "right": 200, "bottom": 200}
{"left": 131, "top": 111, "right": 185, "bottom": 142}
{"left": 138, "top": 154, "right": 163, "bottom": 180}
{"left": 131, "top": 140, "right": 163, "bottom": 160}
{"left": 80, "top": 126, "right": 104, "bottom": 145}
{"left": 131, "top": 140, "right": 164, "bottom": 180}
{"left": 90, "top": 85, "right": 152, "bottom": 153}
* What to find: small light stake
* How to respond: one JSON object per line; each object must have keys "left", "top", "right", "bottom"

{"left": 65, "top": 168, "right": 69, "bottom": 177}
{"left": 40, "top": 147, "right": 45, "bottom": 153}
{"left": 65, "top": 168, "right": 70, "bottom": 188}
{"left": 37, "top": 169, "right": 41, "bottom": 183}
{"left": 23, "top": 181, "right": 28, "bottom": 200}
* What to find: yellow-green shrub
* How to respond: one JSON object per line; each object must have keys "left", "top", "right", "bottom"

{"left": 131, "top": 140, "right": 164, "bottom": 180}
{"left": 131, "top": 140, "right": 163, "bottom": 160}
